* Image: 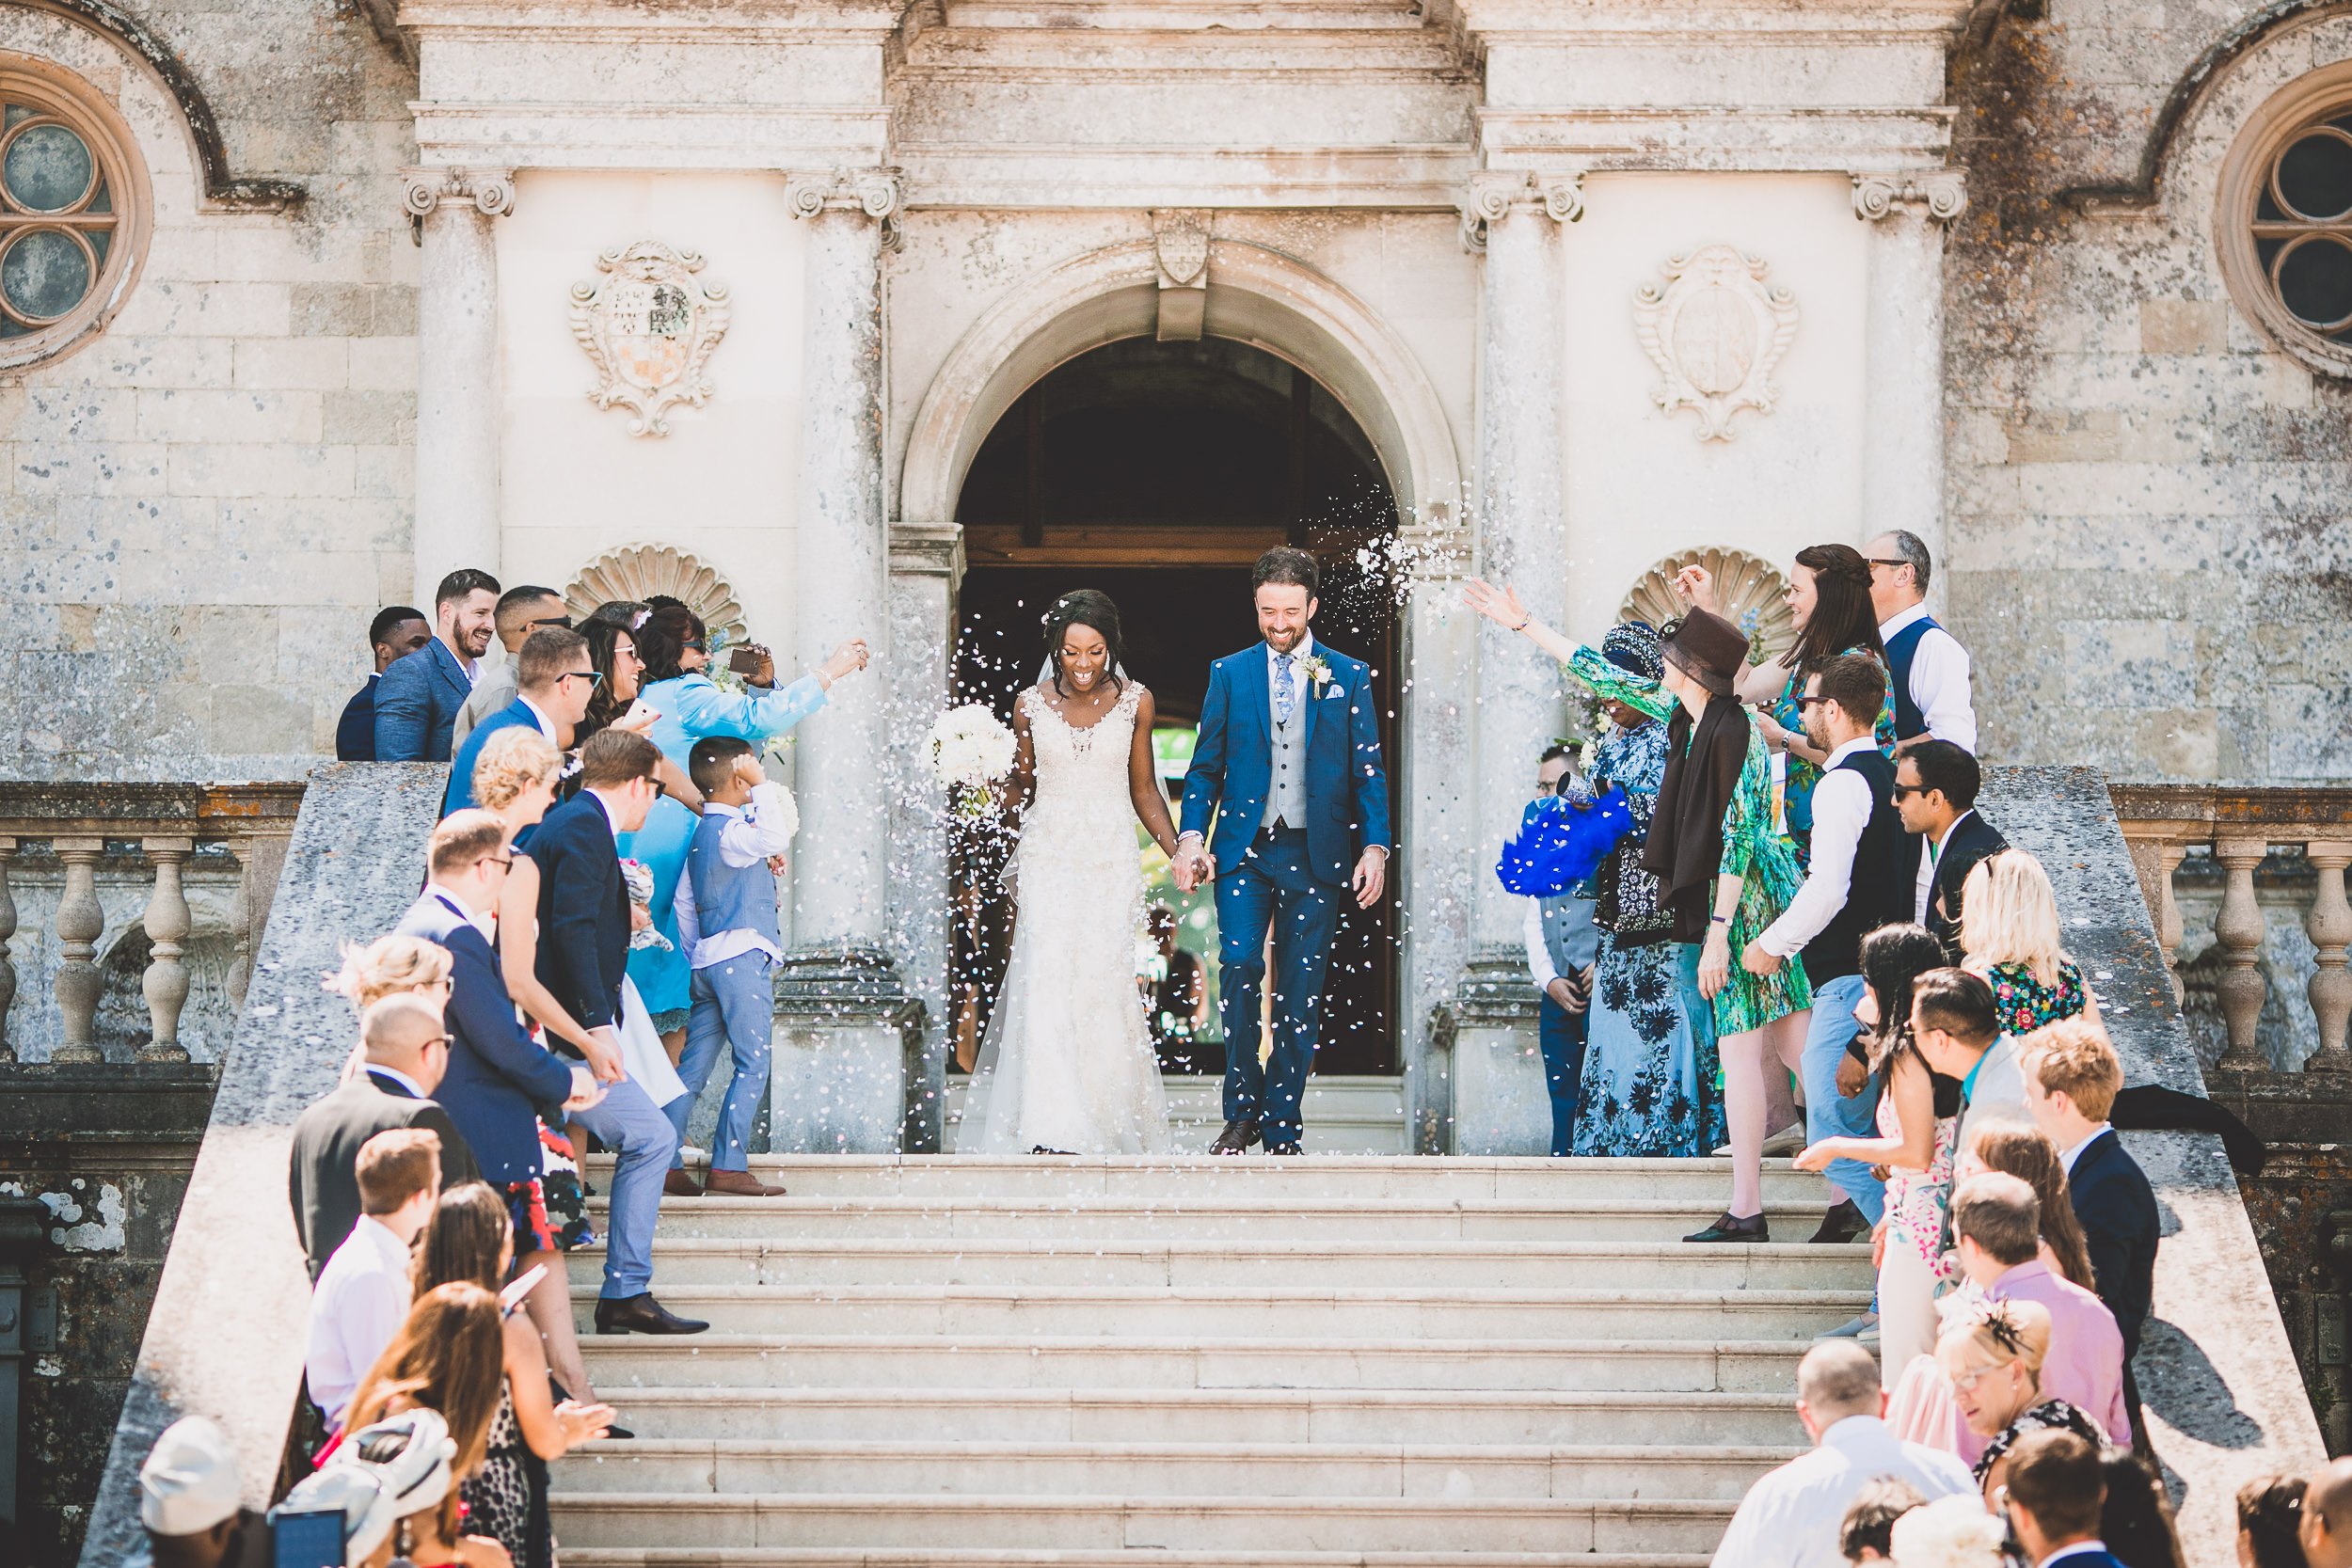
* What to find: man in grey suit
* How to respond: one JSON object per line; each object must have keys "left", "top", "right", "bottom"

{"left": 374, "top": 567, "right": 501, "bottom": 762}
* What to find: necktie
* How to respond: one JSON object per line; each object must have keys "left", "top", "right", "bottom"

{"left": 1274, "top": 651, "right": 1295, "bottom": 726}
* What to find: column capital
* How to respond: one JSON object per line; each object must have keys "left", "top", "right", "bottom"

{"left": 1851, "top": 168, "right": 1967, "bottom": 224}
{"left": 1458, "top": 170, "right": 1581, "bottom": 252}
{"left": 788, "top": 166, "right": 905, "bottom": 248}
{"left": 889, "top": 521, "right": 966, "bottom": 587}
{"left": 402, "top": 165, "right": 516, "bottom": 219}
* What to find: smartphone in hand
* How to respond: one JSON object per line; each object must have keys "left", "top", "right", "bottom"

{"left": 728, "top": 645, "right": 764, "bottom": 675}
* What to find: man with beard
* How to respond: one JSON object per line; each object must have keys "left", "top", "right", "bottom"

{"left": 375, "top": 568, "right": 500, "bottom": 762}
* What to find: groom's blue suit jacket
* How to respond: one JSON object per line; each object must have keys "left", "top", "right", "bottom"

{"left": 1179, "top": 641, "right": 1391, "bottom": 888}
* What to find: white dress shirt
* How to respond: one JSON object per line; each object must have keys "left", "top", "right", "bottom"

{"left": 1880, "top": 603, "right": 1977, "bottom": 752}
{"left": 1523, "top": 897, "right": 1560, "bottom": 992}
{"left": 1758, "top": 736, "right": 1877, "bottom": 958}
{"left": 305, "top": 1215, "right": 413, "bottom": 1421}
{"left": 366, "top": 1064, "right": 429, "bottom": 1099}
{"left": 518, "top": 693, "right": 558, "bottom": 742}
{"left": 2058, "top": 1124, "right": 2114, "bottom": 1175}
{"left": 1708, "top": 1415, "right": 1978, "bottom": 1568}
{"left": 673, "top": 781, "right": 796, "bottom": 969}
{"left": 1915, "top": 808, "right": 1979, "bottom": 926}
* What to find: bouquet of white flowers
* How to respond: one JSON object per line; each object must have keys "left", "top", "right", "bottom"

{"left": 929, "top": 703, "right": 1017, "bottom": 822}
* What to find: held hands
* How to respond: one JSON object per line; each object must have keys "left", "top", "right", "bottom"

{"left": 1462, "top": 578, "right": 1530, "bottom": 631}
{"left": 580, "top": 1025, "right": 628, "bottom": 1085}
{"left": 1171, "top": 842, "right": 1216, "bottom": 894}
{"left": 1545, "top": 966, "right": 1593, "bottom": 1016}
{"left": 563, "top": 1064, "right": 608, "bottom": 1114}
{"left": 1352, "top": 847, "right": 1388, "bottom": 909}
{"left": 818, "top": 638, "right": 870, "bottom": 687}
{"left": 1740, "top": 939, "right": 1781, "bottom": 977}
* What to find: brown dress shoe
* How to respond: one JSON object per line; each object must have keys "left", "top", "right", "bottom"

{"left": 702, "top": 1167, "right": 787, "bottom": 1197}
{"left": 661, "top": 1169, "right": 703, "bottom": 1198}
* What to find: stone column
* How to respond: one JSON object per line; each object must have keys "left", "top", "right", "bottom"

{"left": 2214, "top": 836, "right": 2272, "bottom": 1069}
{"left": 1853, "top": 171, "right": 1965, "bottom": 613}
{"left": 771, "top": 168, "right": 923, "bottom": 1154}
{"left": 138, "top": 837, "right": 195, "bottom": 1063}
{"left": 1397, "top": 509, "right": 1475, "bottom": 1155}
{"left": 404, "top": 166, "right": 514, "bottom": 609}
{"left": 51, "top": 837, "right": 104, "bottom": 1064}
{"left": 887, "top": 523, "right": 965, "bottom": 1152}
{"left": 0, "top": 838, "right": 15, "bottom": 1063}
{"left": 2305, "top": 840, "right": 2352, "bottom": 1070}
{"left": 1444, "top": 170, "right": 1578, "bottom": 1155}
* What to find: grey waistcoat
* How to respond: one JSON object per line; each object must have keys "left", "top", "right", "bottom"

{"left": 1261, "top": 654, "right": 1310, "bottom": 834}
{"left": 1540, "top": 893, "right": 1602, "bottom": 977}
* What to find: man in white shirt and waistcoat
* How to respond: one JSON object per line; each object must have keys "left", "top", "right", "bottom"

{"left": 1865, "top": 530, "right": 1977, "bottom": 752}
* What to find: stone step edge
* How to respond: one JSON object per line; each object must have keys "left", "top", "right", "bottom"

{"left": 595, "top": 1197, "right": 1836, "bottom": 1217}
{"left": 563, "top": 1285, "right": 1872, "bottom": 1307}
{"left": 560, "top": 1552, "right": 1712, "bottom": 1567}
{"left": 559, "top": 1438, "right": 1804, "bottom": 1464}
{"left": 583, "top": 1155, "right": 1797, "bottom": 1172}
{"left": 577, "top": 1332, "right": 1820, "bottom": 1355}
{"left": 548, "top": 1492, "right": 1738, "bottom": 1517}
{"left": 564, "top": 1386, "right": 1800, "bottom": 1409}
{"left": 581, "top": 1240, "right": 1872, "bottom": 1259}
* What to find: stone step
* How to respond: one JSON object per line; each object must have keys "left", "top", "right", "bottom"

{"left": 564, "top": 1283, "right": 1869, "bottom": 1339}
{"left": 574, "top": 1238, "right": 1873, "bottom": 1291}
{"left": 563, "top": 1552, "right": 1710, "bottom": 1568}
{"left": 586, "top": 1153, "right": 1829, "bottom": 1204}
{"left": 546, "top": 1493, "right": 1738, "bottom": 1555}
{"left": 608, "top": 1196, "right": 1837, "bottom": 1244}
{"left": 573, "top": 1386, "right": 1806, "bottom": 1447}
{"left": 555, "top": 1439, "right": 1801, "bottom": 1501}
{"left": 578, "top": 1333, "right": 1813, "bottom": 1393}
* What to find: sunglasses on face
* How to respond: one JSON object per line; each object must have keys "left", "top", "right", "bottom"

{"left": 529, "top": 614, "right": 575, "bottom": 630}
{"left": 1793, "top": 693, "right": 1832, "bottom": 707}
{"left": 1865, "top": 558, "right": 1912, "bottom": 572}
{"left": 558, "top": 669, "right": 606, "bottom": 688}
{"left": 1890, "top": 783, "right": 1931, "bottom": 800}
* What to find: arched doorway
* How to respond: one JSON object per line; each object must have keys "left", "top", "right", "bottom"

{"left": 947, "top": 336, "right": 1402, "bottom": 1080}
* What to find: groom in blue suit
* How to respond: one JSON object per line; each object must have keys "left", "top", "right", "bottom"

{"left": 1176, "top": 547, "right": 1391, "bottom": 1156}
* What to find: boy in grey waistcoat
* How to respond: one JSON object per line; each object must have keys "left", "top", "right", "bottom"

{"left": 668, "top": 735, "right": 797, "bottom": 1197}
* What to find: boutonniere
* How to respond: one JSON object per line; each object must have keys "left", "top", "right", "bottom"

{"left": 1296, "top": 653, "right": 1332, "bottom": 690}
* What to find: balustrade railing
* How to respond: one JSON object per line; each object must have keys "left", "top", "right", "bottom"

{"left": 0, "top": 784, "right": 304, "bottom": 1063}
{"left": 2112, "top": 784, "right": 2352, "bottom": 1073}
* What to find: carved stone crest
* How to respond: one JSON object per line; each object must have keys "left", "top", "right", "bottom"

{"left": 1631, "top": 245, "right": 1800, "bottom": 442}
{"left": 568, "top": 242, "right": 732, "bottom": 437}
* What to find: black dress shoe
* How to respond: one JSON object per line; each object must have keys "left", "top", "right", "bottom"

{"left": 1209, "top": 1118, "right": 1262, "bottom": 1155}
{"left": 594, "top": 1292, "right": 710, "bottom": 1336}
{"left": 1808, "top": 1198, "right": 1867, "bottom": 1244}
{"left": 1263, "top": 1140, "right": 1303, "bottom": 1157}
{"left": 1684, "top": 1211, "right": 1770, "bottom": 1244}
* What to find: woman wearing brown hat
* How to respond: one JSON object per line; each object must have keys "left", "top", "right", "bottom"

{"left": 1467, "top": 579, "right": 1814, "bottom": 1242}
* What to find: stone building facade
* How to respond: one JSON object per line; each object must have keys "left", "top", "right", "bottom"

{"left": 0, "top": 0, "right": 2344, "bottom": 1144}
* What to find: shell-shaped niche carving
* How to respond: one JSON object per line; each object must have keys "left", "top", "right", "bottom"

{"left": 564, "top": 545, "right": 748, "bottom": 645}
{"left": 1617, "top": 547, "right": 1792, "bottom": 668}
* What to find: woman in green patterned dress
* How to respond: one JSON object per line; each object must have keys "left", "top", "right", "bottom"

{"left": 1466, "top": 580, "right": 1812, "bottom": 1242}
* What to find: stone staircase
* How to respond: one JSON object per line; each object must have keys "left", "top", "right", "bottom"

{"left": 557, "top": 1153, "right": 1868, "bottom": 1565}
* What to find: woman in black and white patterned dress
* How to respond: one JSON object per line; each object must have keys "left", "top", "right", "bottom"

{"left": 411, "top": 1182, "right": 616, "bottom": 1568}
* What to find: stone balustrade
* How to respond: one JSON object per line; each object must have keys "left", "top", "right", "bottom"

{"left": 2112, "top": 784, "right": 2352, "bottom": 1075}
{"left": 0, "top": 784, "right": 304, "bottom": 1064}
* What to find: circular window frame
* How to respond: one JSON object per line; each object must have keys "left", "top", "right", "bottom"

{"left": 2214, "top": 57, "right": 2352, "bottom": 377}
{"left": 0, "top": 55, "right": 150, "bottom": 372}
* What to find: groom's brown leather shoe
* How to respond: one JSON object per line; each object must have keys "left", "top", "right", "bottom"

{"left": 703, "top": 1168, "right": 787, "bottom": 1197}
{"left": 1210, "top": 1118, "right": 1261, "bottom": 1154}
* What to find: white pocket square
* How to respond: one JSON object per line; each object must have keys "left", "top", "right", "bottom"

{"left": 1322, "top": 687, "right": 1346, "bottom": 700}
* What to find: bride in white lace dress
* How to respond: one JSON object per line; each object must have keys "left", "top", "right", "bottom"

{"left": 954, "top": 590, "right": 1180, "bottom": 1155}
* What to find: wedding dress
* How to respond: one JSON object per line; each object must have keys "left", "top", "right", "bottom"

{"left": 953, "top": 681, "right": 1172, "bottom": 1155}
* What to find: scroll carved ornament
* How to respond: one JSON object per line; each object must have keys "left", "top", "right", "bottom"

{"left": 1851, "top": 170, "right": 1968, "bottom": 223}
{"left": 1632, "top": 245, "right": 1799, "bottom": 443}
{"left": 568, "top": 242, "right": 731, "bottom": 438}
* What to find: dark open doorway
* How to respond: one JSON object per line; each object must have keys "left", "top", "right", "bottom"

{"left": 949, "top": 336, "right": 1399, "bottom": 1077}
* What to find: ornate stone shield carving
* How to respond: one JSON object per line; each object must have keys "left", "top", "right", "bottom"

{"left": 1631, "top": 245, "right": 1799, "bottom": 442}
{"left": 1156, "top": 225, "right": 1208, "bottom": 286}
{"left": 569, "top": 242, "right": 732, "bottom": 437}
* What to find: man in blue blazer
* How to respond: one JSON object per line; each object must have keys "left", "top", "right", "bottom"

{"left": 2000, "top": 1428, "right": 2126, "bottom": 1568}
{"left": 1175, "top": 547, "right": 1391, "bottom": 1156}
{"left": 375, "top": 568, "right": 501, "bottom": 762}
{"left": 336, "top": 606, "right": 430, "bottom": 761}
{"left": 441, "top": 626, "right": 596, "bottom": 817}
{"left": 2021, "top": 1022, "right": 2159, "bottom": 1358}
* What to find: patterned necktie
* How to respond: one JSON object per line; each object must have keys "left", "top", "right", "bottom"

{"left": 1273, "top": 651, "right": 1295, "bottom": 726}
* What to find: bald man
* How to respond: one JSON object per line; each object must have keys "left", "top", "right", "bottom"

{"left": 2305, "top": 1458, "right": 2352, "bottom": 1568}
{"left": 288, "top": 992, "right": 480, "bottom": 1278}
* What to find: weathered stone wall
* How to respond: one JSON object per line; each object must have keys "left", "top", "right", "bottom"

{"left": 0, "top": 2, "right": 416, "bottom": 784}
{"left": 1947, "top": 3, "right": 2352, "bottom": 784}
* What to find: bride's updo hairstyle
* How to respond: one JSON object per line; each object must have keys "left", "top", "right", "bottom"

{"left": 1041, "top": 589, "right": 1128, "bottom": 699}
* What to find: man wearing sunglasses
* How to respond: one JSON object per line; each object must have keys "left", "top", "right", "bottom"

{"left": 453, "top": 584, "right": 572, "bottom": 749}
{"left": 442, "top": 626, "right": 600, "bottom": 816}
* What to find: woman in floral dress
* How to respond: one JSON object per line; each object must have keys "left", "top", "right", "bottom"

{"left": 1466, "top": 582, "right": 1810, "bottom": 1239}
{"left": 1960, "top": 850, "right": 2100, "bottom": 1035}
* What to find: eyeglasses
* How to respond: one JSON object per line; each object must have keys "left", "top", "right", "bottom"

{"left": 1865, "top": 558, "right": 1914, "bottom": 573}
{"left": 1949, "top": 1364, "right": 2012, "bottom": 1393}
{"left": 1792, "top": 693, "right": 1832, "bottom": 707}
{"left": 558, "top": 669, "right": 606, "bottom": 688}
{"left": 529, "top": 614, "right": 575, "bottom": 630}
{"left": 421, "top": 1034, "right": 453, "bottom": 1050}
{"left": 477, "top": 853, "right": 514, "bottom": 873}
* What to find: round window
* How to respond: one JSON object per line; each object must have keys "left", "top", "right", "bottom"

{"left": 0, "top": 61, "right": 148, "bottom": 368}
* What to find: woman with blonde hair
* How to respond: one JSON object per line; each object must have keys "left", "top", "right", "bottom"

{"left": 1959, "top": 849, "right": 2100, "bottom": 1037}
{"left": 326, "top": 934, "right": 455, "bottom": 1083}
{"left": 1935, "top": 1298, "right": 2104, "bottom": 1502}
{"left": 340, "top": 1281, "right": 514, "bottom": 1568}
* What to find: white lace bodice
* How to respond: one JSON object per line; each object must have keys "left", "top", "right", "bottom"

{"left": 1020, "top": 682, "right": 1143, "bottom": 822}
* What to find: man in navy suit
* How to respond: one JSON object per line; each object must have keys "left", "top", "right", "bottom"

{"left": 1174, "top": 546, "right": 1391, "bottom": 1157}
{"left": 442, "top": 626, "right": 596, "bottom": 816}
{"left": 375, "top": 568, "right": 501, "bottom": 762}
{"left": 528, "top": 729, "right": 706, "bottom": 1335}
{"left": 2021, "top": 1020, "right": 2159, "bottom": 1359}
{"left": 1999, "top": 1429, "right": 2125, "bottom": 1568}
{"left": 336, "top": 606, "right": 431, "bottom": 761}
{"left": 1892, "top": 739, "right": 2007, "bottom": 960}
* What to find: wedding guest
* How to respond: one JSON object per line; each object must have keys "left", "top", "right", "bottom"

{"left": 337, "top": 606, "right": 430, "bottom": 762}
{"left": 1708, "top": 1339, "right": 1974, "bottom": 1568}
{"left": 1837, "top": 1477, "right": 1925, "bottom": 1563}
{"left": 1894, "top": 740, "right": 2006, "bottom": 958}
{"left": 137, "top": 1417, "right": 269, "bottom": 1568}
{"left": 1963, "top": 850, "right": 2101, "bottom": 1036}
{"left": 1522, "top": 743, "right": 1598, "bottom": 1155}
{"left": 573, "top": 601, "right": 651, "bottom": 743}
{"left": 1796, "top": 923, "right": 1957, "bottom": 1382}
{"left": 275, "top": 1407, "right": 503, "bottom": 1568}
{"left": 376, "top": 568, "right": 501, "bottom": 763}
{"left": 412, "top": 1182, "right": 614, "bottom": 1568}
{"left": 1465, "top": 580, "right": 1809, "bottom": 1234}
{"left": 452, "top": 585, "right": 568, "bottom": 750}
{"left": 1904, "top": 969, "right": 2026, "bottom": 1162}
{"left": 2236, "top": 1475, "right": 2309, "bottom": 1568}
{"left": 1864, "top": 530, "right": 1977, "bottom": 752}
{"left": 2018, "top": 1021, "right": 2157, "bottom": 1360}
{"left": 337, "top": 1284, "right": 514, "bottom": 1568}
{"left": 529, "top": 729, "right": 707, "bottom": 1335}
{"left": 1965, "top": 1122, "right": 2099, "bottom": 1292}
{"left": 2001, "top": 1430, "right": 2122, "bottom": 1568}
{"left": 305, "top": 1127, "right": 441, "bottom": 1424}
{"left": 2301, "top": 1457, "right": 2352, "bottom": 1568}
{"left": 1951, "top": 1173, "right": 2131, "bottom": 1447}
{"left": 1936, "top": 1299, "right": 2100, "bottom": 1503}
{"left": 1677, "top": 545, "right": 1895, "bottom": 866}
{"left": 668, "top": 735, "right": 798, "bottom": 1196}
{"left": 290, "top": 990, "right": 478, "bottom": 1278}
{"left": 1566, "top": 622, "right": 1723, "bottom": 1160}
{"left": 442, "top": 626, "right": 596, "bottom": 816}
{"left": 2099, "top": 1451, "right": 2185, "bottom": 1568}
{"left": 1748, "top": 655, "right": 1918, "bottom": 1241}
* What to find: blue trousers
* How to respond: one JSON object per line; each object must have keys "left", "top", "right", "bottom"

{"left": 669, "top": 953, "right": 773, "bottom": 1173}
{"left": 566, "top": 1074, "right": 676, "bottom": 1300}
{"left": 1802, "top": 972, "right": 1886, "bottom": 1223}
{"left": 1538, "top": 991, "right": 1589, "bottom": 1158}
{"left": 1215, "top": 829, "right": 1342, "bottom": 1146}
